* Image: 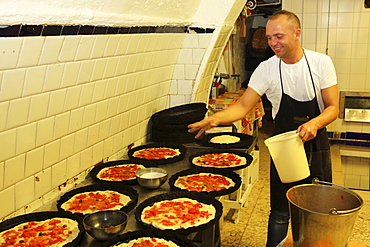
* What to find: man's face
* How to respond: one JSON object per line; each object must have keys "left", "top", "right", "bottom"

{"left": 266, "top": 16, "right": 300, "bottom": 60}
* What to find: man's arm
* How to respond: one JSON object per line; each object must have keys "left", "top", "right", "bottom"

{"left": 188, "top": 87, "right": 261, "bottom": 139}
{"left": 297, "top": 84, "right": 339, "bottom": 141}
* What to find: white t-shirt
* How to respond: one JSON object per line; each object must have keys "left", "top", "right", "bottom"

{"left": 248, "top": 49, "right": 337, "bottom": 119}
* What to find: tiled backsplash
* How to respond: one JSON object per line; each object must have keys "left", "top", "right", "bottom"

{"left": 0, "top": 24, "right": 221, "bottom": 220}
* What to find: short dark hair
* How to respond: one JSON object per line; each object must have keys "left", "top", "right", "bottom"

{"left": 269, "top": 10, "right": 301, "bottom": 29}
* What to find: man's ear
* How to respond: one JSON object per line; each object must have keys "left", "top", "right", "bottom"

{"left": 295, "top": 29, "right": 302, "bottom": 40}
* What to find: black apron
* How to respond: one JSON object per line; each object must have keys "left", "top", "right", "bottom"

{"left": 270, "top": 52, "right": 332, "bottom": 212}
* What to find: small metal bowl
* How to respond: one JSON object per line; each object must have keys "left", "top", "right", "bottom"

{"left": 135, "top": 167, "right": 168, "bottom": 189}
{"left": 83, "top": 210, "right": 128, "bottom": 241}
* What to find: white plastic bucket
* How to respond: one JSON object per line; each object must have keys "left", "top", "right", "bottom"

{"left": 264, "top": 130, "right": 310, "bottom": 183}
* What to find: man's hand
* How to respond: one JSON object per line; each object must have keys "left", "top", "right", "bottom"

{"left": 188, "top": 116, "right": 220, "bottom": 139}
{"left": 297, "top": 120, "right": 319, "bottom": 141}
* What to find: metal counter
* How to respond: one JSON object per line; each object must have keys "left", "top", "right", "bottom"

{"left": 36, "top": 145, "right": 230, "bottom": 247}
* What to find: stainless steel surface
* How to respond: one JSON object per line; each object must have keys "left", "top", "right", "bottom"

{"left": 83, "top": 210, "right": 128, "bottom": 241}
{"left": 339, "top": 91, "right": 370, "bottom": 121}
{"left": 135, "top": 167, "right": 168, "bottom": 189}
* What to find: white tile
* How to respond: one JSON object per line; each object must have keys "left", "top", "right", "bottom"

{"left": 64, "top": 86, "right": 82, "bottom": 111}
{"left": 51, "top": 160, "right": 67, "bottom": 188}
{"left": 83, "top": 104, "right": 97, "bottom": 127}
{"left": 62, "top": 62, "right": 80, "bottom": 88}
{"left": 352, "top": 45, "right": 368, "bottom": 60}
{"left": 66, "top": 153, "right": 81, "bottom": 178}
{"left": 126, "top": 35, "right": 141, "bottom": 54}
{"left": 77, "top": 60, "right": 94, "bottom": 84}
{"left": 0, "top": 38, "right": 22, "bottom": 70}
{"left": 104, "top": 35, "right": 120, "bottom": 57}
{"left": 29, "top": 93, "right": 50, "bottom": 122}
{"left": 116, "top": 56, "right": 129, "bottom": 76}
{"left": 359, "top": 176, "right": 369, "bottom": 190}
{"left": 59, "top": 36, "right": 80, "bottom": 62}
{"left": 23, "top": 66, "right": 47, "bottom": 97}
{"left": 137, "top": 35, "right": 150, "bottom": 53}
{"left": 79, "top": 83, "right": 95, "bottom": 106}
{"left": 44, "top": 140, "right": 61, "bottom": 169}
{"left": 34, "top": 167, "right": 52, "bottom": 198}
{"left": 91, "top": 59, "right": 108, "bottom": 81}
{"left": 105, "top": 78, "right": 118, "bottom": 98}
{"left": 336, "top": 28, "right": 353, "bottom": 44}
{"left": 337, "top": 13, "right": 354, "bottom": 28}
{"left": 169, "top": 80, "right": 178, "bottom": 94}
{"left": 39, "top": 36, "right": 64, "bottom": 65}
{"left": 0, "top": 186, "right": 15, "bottom": 219}
{"left": 60, "top": 134, "right": 75, "bottom": 161}
{"left": 4, "top": 154, "right": 25, "bottom": 187}
{"left": 25, "top": 146, "right": 44, "bottom": 177}
{"left": 17, "top": 37, "right": 45, "bottom": 68}
{"left": 198, "top": 34, "right": 212, "bottom": 49}
{"left": 169, "top": 94, "right": 187, "bottom": 107}
{"left": 177, "top": 80, "right": 193, "bottom": 95}
{"left": 107, "top": 97, "right": 119, "bottom": 118}
{"left": 177, "top": 49, "right": 193, "bottom": 64}
{"left": 116, "top": 36, "right": 131, "bottom": 55}
{"left": 0, "top": 162, "right": 3, "bottom": 190}
{"left": 0, "top": 101, "right": 9, "bottom": 132}
{"left": 48, "top": 89, "right": 67, "bottom": 116}
{"left": 44, "top": 63, "right": 64, "bottom": 92}
{"left": 192, "top": 49, "right": 206, "bottom": 64}
{"left": 99, "top": 119, "right": 110, "bottom": 140}
{"left": 184, "top": 64, "right": 199, "bottom": 80}
{"left": 173, "top": 64, "right": 185, "bottom": 79}
{"left": 75, "top": 36, "right": 95, "bottom": 60}
{"left": 344, "top": 174, "right": 361, "bottom": 189}
{"left": 36, "top": 117, "right": 54, "bottom": 146}
{"left": 69, "top": 108, "right": 84, "bottom": 133}
{"left": 80, "top": 147, "right": 93, "bottom": 171}
{"left": 352, "top": 159, "right": 369, "bottom": 176}
{"left": 16, "top": 123, "right": 37, "bottom": 155}
{"left": 15, "top": 176, "right": 35, "bottom": 209}
{"left": 87, "top": 124, "right": 100, "bottom": 147}
{"left": 104, "top": 57, "right": 119, "bottom": 78}
{"left": 92, "top": 80, "right": 107, "bottom": 102}
{"left": 96, "top": 100, "right": 109, "bottom": 122}
{"left": 54, "top": 112, "right": 70, "bottom": 139}
{"left": 74, "top": 128, "right": 88, "bottom": 153}
{"left": 126, "top": 55, "right": 139, "bottom": 74}
{"left": 91, "top": 35, "right": 109, "bottom": 59}
{"left": 7, "top": 97, "right": 31, "bottom": 129}
{"left": 0, "top": 68, "right": 26, "bottom": 101}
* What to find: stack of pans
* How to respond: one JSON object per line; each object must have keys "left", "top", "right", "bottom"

{"left": 150, "top": 103, "right": 208, "bottom": 143}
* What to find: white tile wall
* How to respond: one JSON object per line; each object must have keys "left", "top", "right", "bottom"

{"left": 284, "top": 0, "right": 370, "bottom": 134}
{"left": 342, "top": 156, "right": 370, "bottom": 190}
{"left": 0, "top": 29, "right": 225, "bottom": 220}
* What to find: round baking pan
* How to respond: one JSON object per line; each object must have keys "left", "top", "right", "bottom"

{"left": 102, "top": 229, "right": 197, "bottom": 247}
{"left": 151, "top": 103, "right": 207, "bottom": 125}
{"left": 89, "top": 159, "right": 156, "bottom": 185}
{"left": 189, "top": 149, "right": 253, "bottom": 171}
{"left": 127, "top": 142, "right": 186, "bottom": 165}
{"left": 56, "top": 183, "right": 138, "bottom": 217}
{"left": 199, "top": 132, "right": 254, "bottom": 149}
{"left": 0, "top": 211, "right": 84, "bottom": 247}
{"left": 168, "top": 167, "right": 242, "bottom": 197}
{"left": 134, "top": 191, "right": 223, "bottom": 235}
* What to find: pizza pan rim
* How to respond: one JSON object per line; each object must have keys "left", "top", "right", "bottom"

{"left": 127, "top": 142, "right": 187, "bottom": 165}
{"left": 102, "top": 229, "right": 198, "bottom": 247}
{"left": 134, "top": 191, "right": 223, "bottom": 235}
{"left": 0, "top": 211, "right": 85, "bottom": 247}
{"left": 89, "top": 159, "right": 157, "bottom": 185}
{"left": 56, "top": 183, "right": 139, "bottom": 217}
{"left": 200, "top": 132, "right": 254, "bottom": 149}
{"left": 188, "top": 149, "right": 253, "bottom": 171}
{"left": 168, "top": 167, "right": 242, "bottom": 197}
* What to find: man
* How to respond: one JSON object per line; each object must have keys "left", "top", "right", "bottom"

{"left": 188, "top": 10, "right": 339, "bottom": 247}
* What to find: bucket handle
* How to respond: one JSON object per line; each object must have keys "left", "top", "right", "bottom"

{"left": 312, "top": 178, "right": 362, "bottom": 215}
